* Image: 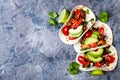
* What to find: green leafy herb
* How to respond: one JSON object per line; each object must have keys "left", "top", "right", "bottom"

{"left": 90, "top": 18, "right": 94, "bottom": 22}
{"left": 83, "top": 21, "right": 88, "bottom": 26}
{"left": 48, "top": 18, "right": 56, "bottom": 26}
{"left": 97, "top": 11, "right": 109, "bottom": 22}
{"left": 67, "top": 62, "right": 80, "bottom": 75}
{"left": 48, "top": 12, "right": 58, "bottom": 19}
{"left": 86, "top": 9, "right": 89, "bottom": 14}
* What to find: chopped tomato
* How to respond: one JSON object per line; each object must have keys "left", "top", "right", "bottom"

{"left": 61, "top": 26, "right": 69, "bottom": 36}
{"left": 98, "top": 27, "right": 104, "bottom": 35}
{"left": 77, "top": 56, "right": 88, "bottom": 65}
{"left": 94, "top": 62, "right": 102, "bottom": 67}
{"left": 71, "top": 20, "right": 82, "bottom": 29}
{"left": 74, "top": 9, "right": 81, "bottom": 19}
{"left": 105, "top": 55, "right": 115, "bottom": 63}
{"left": 84, "top": 31, "right": 92, "bottom": 38}
{"left": 88, "top": 42, "right": 97, "bottom": 48}
{"left": 69, "top": 37, "right": 75, "bottom": 40}
{"left": 70, "top": 18, "right": 77, "bottom": 24}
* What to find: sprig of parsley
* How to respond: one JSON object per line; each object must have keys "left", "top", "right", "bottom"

{"left": 67, "top": 62, "right": 80, "bottom": 75}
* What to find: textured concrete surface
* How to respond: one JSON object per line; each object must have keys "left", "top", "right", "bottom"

{"left": 0, "top": 0, "right": 120, "bottom": 80}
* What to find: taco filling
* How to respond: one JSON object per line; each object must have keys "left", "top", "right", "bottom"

{"left": 77, "top": 46, "right": 115, "bottom": 68}
{"left": 80, "top": 25, "right": 106, "bottom": 51}
{"left": 61, "top": 8, "right": 94, "bottom": 40}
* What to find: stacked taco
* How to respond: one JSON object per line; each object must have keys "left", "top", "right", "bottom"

{"left": 59, "top": 5, "right": 118, "bottom": 75}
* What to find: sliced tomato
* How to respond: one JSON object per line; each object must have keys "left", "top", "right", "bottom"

{"left": 98, "top": 27, "right": 104, "bottom": 35}
{"left": 69, "top": 37, "right": 75, "bottom": 40}
{"left": 88, "top": 42, "right": 97, "bottom": 48}
{"left": 61, "top": 26, "right": 69, "bottom": 36}
{"left": 77, "top": 56, "right": 88, "bottom": 65}
{"left": 105, "top": 55, "right": 115, "bottom": 63}
{"left": 71, "top": 20, "right": 82, "bottom": 29}
{"left": 74, "top": 9, "right": 81, "bottom": 19}
{"left": 84, "top": 31, "right": 92, "bottom": 38}
{"left": 94, "top": 62, "right": 102, "bottom": 67}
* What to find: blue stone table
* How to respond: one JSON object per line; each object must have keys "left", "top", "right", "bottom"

{"left": 0, "top": 0, "right": 120, "bottom": 80}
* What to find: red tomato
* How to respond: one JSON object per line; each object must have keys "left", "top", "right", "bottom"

{"left": 61, "top": 26, "right": 69, "bottom": 36}
{"left": 84, "top": 31, "right": 92, "bottom": 37}
{"left": 105, "top": 55, "right": 115, "bottom": 63}
{"left": 74, "top": 9, "right": 81, "bottom": 19}
{"left": 88, "top": 42, "right": 97, "bottom": 48}
{"left": 77, "top": 56, "right": 88, "bottom": 65}
{"left": 98, "top": 27, "right": 104, "bottom": 35}
{"left": 94, "top": 62, "right": 102, "bottom": 67}
{"left": 69, "top": 37, "right": 75, "bottom": 40}
{"left": 71, "top": 21, "right": 82, "bottom": 29}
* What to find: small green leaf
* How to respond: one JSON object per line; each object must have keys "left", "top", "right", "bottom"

{"left": 83, "top": 21, "right": 88, "bottom": 26}
{"left": 48, "top": 19, "right": 56, "bottom": 26}
{"left": 48, "top": 12, "right": 58, "bottom": 19}
{"left": 86, "top": 9, "right": 89, "bottom": 14}
{"left": 97, "top": 11, "right": 109, "bottom": 23}
{"left": 71, "top": 62, "right": 79, "bottom": 69}
{"left": 69, "top": 70, "right": 78, "bottom": 75}
{"left": 90, "top": 18, "right": 94, "bottom": 22}
{"left": 67, "top": 64, "right": 73, "bottom": 71}
{"left": 67, "top": 62, "right": 80, "bottom": 75}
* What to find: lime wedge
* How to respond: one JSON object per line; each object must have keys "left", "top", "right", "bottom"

{"left": 90, "top": 69, "right": 103, "bottom": 76}
{"left": 58, "top": 9, "right": 70, "bottom": 24}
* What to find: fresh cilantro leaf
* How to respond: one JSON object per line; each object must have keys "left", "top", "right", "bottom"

{"left": 86, "top": 9, "right": 89, "bottom": 14}
{"left": 67, "top": 62, "right": 80, "bottom": 75}
{"left": 69, "top": 70, "right": 78, "bottom": 75}
{"left": 97, "top": 11, "right": 109, "bottom": 22}
{"left": 71, "top": 62, "right": 79, "bottom": 69}
{"left": 83, "top": 21, "right": 88, "bottom": 26}
{"left": 90, "top": 18, "right": 94, "bottom": 22}
{"left": 48, "top": 12, "right": 58, "bottom": 19}
{"left": 48, "top": 18, "right": 56, "bottom": 26}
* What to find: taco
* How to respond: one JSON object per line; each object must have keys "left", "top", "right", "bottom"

{"left": 76, "top": 45, "right": 118, "bottom": 71}
{"left": 59, "top": 5, "right": 96, "bottom": 44}
{"left": 74, "top": 20, "right": 113, "bottom": 53}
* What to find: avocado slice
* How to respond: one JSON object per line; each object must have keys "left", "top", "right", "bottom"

{"left": 90, "top": 69, "right": 103, "bottom": 76}
{"left": 87, "top": 54, "right": 103, "bottom": 62}
{"left": 69, "top": 25, "right": 83, "bottom": 35}
{"left": 69, "top": 30, "right": 83, "bottom": 38}
{"left": 92, "top": 31, "right": 99, "bottom": 36}
{"left": 91, "top": 31, "right": 99, "bottom": 38}
{"left": 87, "top": 48, "right": 104, "bottom": 58}
{"left": 91, "top": 34, "right": 98, "bottom": 38}
{"left": 84, "top": 37, "right": 98, "bottom": 45}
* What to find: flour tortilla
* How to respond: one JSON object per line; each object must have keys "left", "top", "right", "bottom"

{"left": 76, "top": 45, "right": 118, "bottom": 71}
{"left": 59, "top": 5, "right": 96, "bottom": 44}
{"left": 74, "top": 20, "right": 113, "bottom": 53}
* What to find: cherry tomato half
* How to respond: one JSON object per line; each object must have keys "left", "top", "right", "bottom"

{"left": 61, "top": 26, "right": 69, "bottom": 36}
{"left": 71, "top": 20, "right": 82, "bottom": 29}
{"left": 88, "top": 42, "right": 97, "bottom": 48}
{"left": 98, "top": 27, "right": 104, "bottom": 36}
{"left": 94, "top": 62, "right": 102, "bottom": 67}
{"left": 105, "top": 55, "right": 115, "bottom": 63}
{"left": 78, "top": 56, "right": 88, "bottom": 65}
{"left": 74, "top": 9, "right": 81, "bottom": 19}
{"left": 84, "top": 31, "right": 92, "bottom": 38}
